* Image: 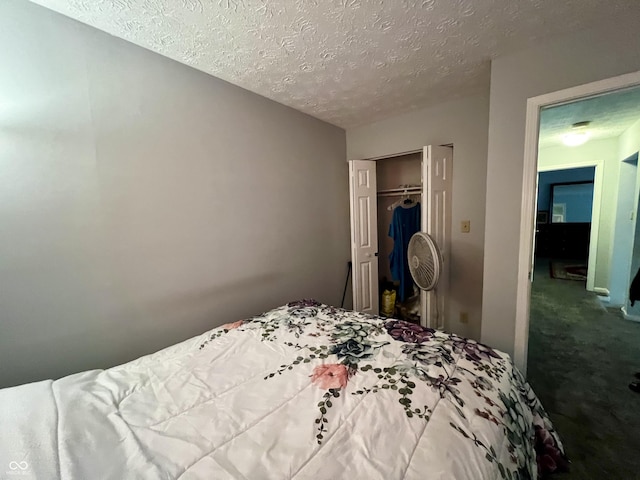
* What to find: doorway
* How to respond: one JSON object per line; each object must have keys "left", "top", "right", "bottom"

{"left": 519, "top": 72, "right": 640, "bottom": 479}
{"left": 535, "top": 166, "right": 597, "bottom": 289}
{"left": 514, "top": 71, "right": 640, "bottom": 373}
{"left": 348, "top": 145, "right": 452, "bottom": 329}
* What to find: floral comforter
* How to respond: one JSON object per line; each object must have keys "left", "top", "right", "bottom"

{"left": 0, "top": 301, "right": 567, "bottom": 479}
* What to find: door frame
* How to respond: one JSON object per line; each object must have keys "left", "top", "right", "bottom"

{"left": 348, "top": 146, "right": 452, "bottom": 328}
{"left": 537, "top": 160, "right": 603, "bottom": 293}
{"left": 364, "top": 149, "right": 423, "bottom": 161}
{"left": 514, "top": 70, "right": 640, "bottom": 374}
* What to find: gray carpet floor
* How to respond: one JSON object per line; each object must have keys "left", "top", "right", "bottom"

{"left": 528, "top": 258, "right": 640, "bottom": 479}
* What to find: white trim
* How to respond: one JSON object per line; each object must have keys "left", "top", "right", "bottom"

{"left": 622, "top": 306, "right": 640, "bottom": 322}
{"left": 538, "top": 161, "right": 603, "bottom": 292}
{"left": 593, "top": 287, "right": 610, "bottom": 296}
{"left": 355, "top": 149, "right": 422, "bottom": 162}
{"left": 353, "top": 144, "right": 453, "bottom": 163}
{"left": 515, "top": 70, "right": 640, "bottom": 375}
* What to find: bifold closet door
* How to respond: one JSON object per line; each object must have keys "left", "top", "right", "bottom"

{"left": 348, "top": 160, "right": 379, "bottom": 315}
{"left": 421, "top": 145, "right": 453, "bottom": 329}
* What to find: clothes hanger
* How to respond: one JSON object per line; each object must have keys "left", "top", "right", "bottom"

{"left": 401, "top": 194, "right": 418, "bottom": 208}
{"left": 387, "top": 198, "right": 403, "bottom": 211}
{"left": 387, "top": 193, "right": 419, "bottom": 211}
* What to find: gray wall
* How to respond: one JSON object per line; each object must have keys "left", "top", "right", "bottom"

{"left": 0, "top": 0, "right": 348, "bottom": 388}
{"left": 347, "top": 94, "right": 489, "bottom": 341}
{"left": 482, "top": 18, "right": 640, "bottom": 357}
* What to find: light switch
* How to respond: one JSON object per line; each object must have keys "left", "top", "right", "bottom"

{"left": 461, "top": 220, "right": 470, "bottom": 233}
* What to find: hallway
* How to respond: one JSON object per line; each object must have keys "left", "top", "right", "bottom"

{"left": 528, "top": 258, "right": 640, "bottom": 478}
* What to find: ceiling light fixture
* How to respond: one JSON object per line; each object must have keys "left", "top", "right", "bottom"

{"left": 562, "top": 121, "right": 591, "bottom": 147}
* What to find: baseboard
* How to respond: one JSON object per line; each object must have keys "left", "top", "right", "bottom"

{"left": 622, "top": 306, "right": 640, "bottom": 323}
{"left": 597, "top": 295, "right": 611, "bottom": 304}
{"left": 593, "top": 287, "right": 610, "bottom": 296}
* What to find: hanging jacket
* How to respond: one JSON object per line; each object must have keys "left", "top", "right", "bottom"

{"left": 389, "top": 203, "right": 421, "bottom": 302}
{"left": 630, "top": 267, "right": 640, "bottom": 306}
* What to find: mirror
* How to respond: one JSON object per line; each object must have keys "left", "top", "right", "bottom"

{"left": 550, "top": 181, "right": 594, "bottom": 223}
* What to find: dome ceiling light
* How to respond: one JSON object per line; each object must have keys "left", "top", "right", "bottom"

{"left": 562, "top": 121, "right": 591, "bottom": 147}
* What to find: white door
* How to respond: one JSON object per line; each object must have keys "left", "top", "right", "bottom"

{"left": 421, "top": 146, "right": 453, "bottom": 328}
{"left": 349, "top": 160, "right": 379, "bottom": 314}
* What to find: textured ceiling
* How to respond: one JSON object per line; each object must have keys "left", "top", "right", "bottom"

{"left": 539, "top": 86, "right": 640, "bottom": 149}
{"left": 29, "top": 0, "right": 640, "bottom": 128}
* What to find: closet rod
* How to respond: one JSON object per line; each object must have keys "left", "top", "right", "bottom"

{"left": 377, "top": 191, "right": 422, "bottom": 198}
{"left": 377, "top": 187, "right": 422, "bottom": 197}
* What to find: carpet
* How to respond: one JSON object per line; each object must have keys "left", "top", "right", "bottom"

{"left": 550, "top": 261, "right": 588, "bottom": 281}
{"left": 528, "top": 258, "right": 640, "bottom": 479}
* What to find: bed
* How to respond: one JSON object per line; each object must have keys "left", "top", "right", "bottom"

{"left": 0, "top": 300, "right": 567, "bottom": 479}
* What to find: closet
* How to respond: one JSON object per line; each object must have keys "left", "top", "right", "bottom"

{"left": 348, "top": 146, "right": 452, "bottom": 328}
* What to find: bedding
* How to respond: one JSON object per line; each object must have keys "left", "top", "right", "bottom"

{"left": 0, "top": 300, "right": 567, "bottom": 479}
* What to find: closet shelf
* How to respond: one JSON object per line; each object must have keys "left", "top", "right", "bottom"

{"left": 377, "top": 186, "right": 422, "bottom": 197}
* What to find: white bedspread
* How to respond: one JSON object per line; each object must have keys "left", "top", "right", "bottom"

{"left": 0, "top": 302, "right": 566, "bottom": 479}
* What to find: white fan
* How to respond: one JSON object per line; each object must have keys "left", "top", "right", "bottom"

{"left": 407, "top": 232, "right": 443, "bottom": 326}
{"left": 407, "top": 232, "right": 443, "bottom": 291}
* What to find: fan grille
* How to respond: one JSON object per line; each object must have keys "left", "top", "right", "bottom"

{"left": 407, "top": 232, "right": 442, "bottom": 291}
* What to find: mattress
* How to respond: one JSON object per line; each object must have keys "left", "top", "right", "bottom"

{"left": 0, "top": 301, "right": 567, "bottom": 479}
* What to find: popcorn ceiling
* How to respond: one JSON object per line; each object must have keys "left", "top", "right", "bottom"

{"left": 30, "top": 0, "right": 639, "bottom": 128}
